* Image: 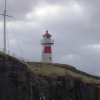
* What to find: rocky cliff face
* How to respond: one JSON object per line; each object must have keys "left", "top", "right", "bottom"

{"left": 31, "top": 75, "right": 100, "bottom": 100}
{"left": 0, "top": 53, "right": 100, "bottom": 100}
{"left": 0, "top": 54, "right": 28, "bottom": 100}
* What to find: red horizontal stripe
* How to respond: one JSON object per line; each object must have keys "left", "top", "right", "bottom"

{"left": 44, "top": 47, "right": 51, "bottom": 53}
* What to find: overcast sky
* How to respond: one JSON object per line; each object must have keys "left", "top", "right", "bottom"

{"left": 0, "top": 0, "right": 100, "bottom": 76}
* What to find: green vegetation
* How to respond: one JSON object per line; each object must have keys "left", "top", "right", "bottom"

{"left": 28, "top": 62, "right": 100, "bottom": 86}
{"left": 27, "top": 62, "right": 67, "bottom": 76}
{"left": 0, "top": 51, "right": 100, "bottom": 86}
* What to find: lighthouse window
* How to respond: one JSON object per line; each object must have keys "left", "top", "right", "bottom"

{"left": 47, "top": 35, "right": 50, "bottom": 38}
{"left": 49, "top": 57, "right": 51, "bottom": 60}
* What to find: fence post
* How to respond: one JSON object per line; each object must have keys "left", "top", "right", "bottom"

{"left": 0, "top": 49, "right": 31, "bottom": 62}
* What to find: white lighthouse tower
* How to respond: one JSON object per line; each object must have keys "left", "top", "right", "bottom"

{"left": 41, "top": 30, "right": 54, "bottom": 63}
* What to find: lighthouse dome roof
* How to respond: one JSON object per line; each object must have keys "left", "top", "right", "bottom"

{"left": 43, "top": 30, "right": 51, "bottom": 36}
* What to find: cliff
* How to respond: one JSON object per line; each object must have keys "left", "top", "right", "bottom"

{"left": 0, "top": 52, "right": 100, "bottom": 100}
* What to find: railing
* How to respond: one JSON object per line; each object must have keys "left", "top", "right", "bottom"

{"left": 0, "top": 48, "right": 30, "bottom": 63}
{"left": 41, "top": 39, "right": 54, "bottom": 45}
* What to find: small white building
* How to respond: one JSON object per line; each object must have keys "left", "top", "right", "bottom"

{"left": 41, "top": 30, "right": 54, "bottom": 63}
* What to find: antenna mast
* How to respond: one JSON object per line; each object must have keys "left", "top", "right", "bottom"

{"left": 4, "top": 0, "right": 7, "bottom": 53}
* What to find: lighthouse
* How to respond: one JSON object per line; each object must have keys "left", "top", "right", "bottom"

{"left": 41, "top": 30, "right": 54, "bottom": 63}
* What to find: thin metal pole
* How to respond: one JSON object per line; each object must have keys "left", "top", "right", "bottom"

{"left": 4, "top": 0, "right": 6, "bottom": 53}
{"left": 30, "top": 74, "right": 33, "bottom": 100}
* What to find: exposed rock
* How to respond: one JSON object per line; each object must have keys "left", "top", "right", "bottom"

{"left": 0, "top": 54, "right": 28, "bottom": 100}
{"left": 30, "top": 75, "right": 100, "bottom": 100}
{"left": 0, "top": 54, "right": 100, "bottom": 100}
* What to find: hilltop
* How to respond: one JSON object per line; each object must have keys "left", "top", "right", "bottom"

{"left": 27, "top": 62, "right": 100, "bottom": 86}
{"left": 0, "top": 52, "right": 100, "bottom": 100}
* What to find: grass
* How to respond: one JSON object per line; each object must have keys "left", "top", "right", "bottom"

{"left": 28, "top": 62, "right": 100, "bottom": 86}
{"left": 0, "top": 52, "right": 100, "bottom": 86}
{"left": 65, "top": 70, "right": 100, "bottom": 85}
{"left": 0, "top": 51, "right": 5, "bottom": 55}
{"left": 0, "top": 51, "right": 25, "bottom": 64}
{"left": 27, "top": 62, "right": 67, "bottom": 76}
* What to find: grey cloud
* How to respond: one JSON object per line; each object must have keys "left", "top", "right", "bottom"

{"left": 0, "top": 0, "right": 100, "bottom": 76}
{"left": 0, "top": 0, "right": 39, "bottom": 20}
